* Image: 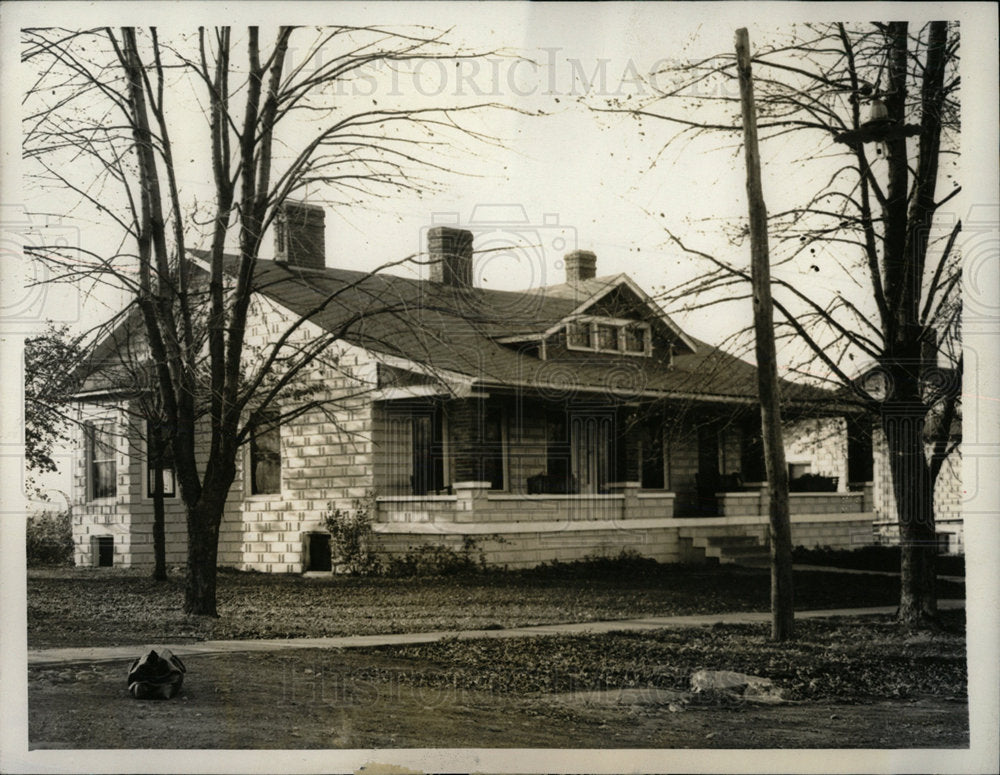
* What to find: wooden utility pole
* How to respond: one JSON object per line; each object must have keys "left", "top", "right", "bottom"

{"left": 735, "top": 27, "right": 794, "bottom": 640}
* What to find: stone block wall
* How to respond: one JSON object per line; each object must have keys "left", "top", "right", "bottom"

{"left": 790, "top": 516, "right": 875, "bottom": 550}
{"left": 236, "top": 305, "right": 379, "bottom": 573}
{"left": 374, "top": 523, "right": 684, "bottom": 569}
{"left": 71, "top": 293, "right": 380, "bottom": 573}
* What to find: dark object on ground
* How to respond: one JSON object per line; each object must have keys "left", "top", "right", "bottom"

{"left": 127, "top": 648, "right": 186, "bottom": 699}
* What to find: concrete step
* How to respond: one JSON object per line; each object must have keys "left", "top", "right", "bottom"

{"left": 718, "top": 544, "right": 771, "bottom": 557}
{"left": 705, "top": 535, "right": 761, "bottom": 547}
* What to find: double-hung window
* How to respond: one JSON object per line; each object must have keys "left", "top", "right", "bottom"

{"left": 250, "top": 411, "right": 281, "bottom": 495}
{"left": 87, "top": 422, "right": 116, "bottom": 500}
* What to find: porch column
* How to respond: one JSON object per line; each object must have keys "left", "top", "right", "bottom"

{"left": 453, "top": 481, "right": 491, "bottom": 523}
{"left": 608, "top": 481, "right": 640, "bottom": 520}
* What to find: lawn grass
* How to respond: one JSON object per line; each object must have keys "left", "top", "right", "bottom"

{"left": 27, "top": 558, "right": 966, "bottom": 649}
{"left": 355, "top": 611, "right": 968, "bottom": 702}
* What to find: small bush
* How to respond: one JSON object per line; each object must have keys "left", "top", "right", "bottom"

{"left": 384, "top": 537, "right": 486, "bottom": 577}
{"left": 27, "top": 510, "right": 74, "bottom": 567}
{"left": 526, "top": 549, "right": 661, "bottom": 580}
{"left": 323, "top": 496, "right": 383, "bottom": 575}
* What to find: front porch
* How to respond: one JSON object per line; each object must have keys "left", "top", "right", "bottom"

{"left": 368, "top": 386, "right": 877, "bottom": 567}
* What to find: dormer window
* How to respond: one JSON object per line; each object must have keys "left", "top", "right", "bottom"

{"left": 597, "top": 324, "right": 619, "bottom": 351}
{"left": 566, "top": 317, "right": 652, "bottom": 357}
{"left": 567, "top": 322, "right": 592, "bottom": 348}
{"left": 624, "top": 325, "right": 647, "bottom": 353}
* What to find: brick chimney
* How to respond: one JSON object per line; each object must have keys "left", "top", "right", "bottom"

{"left": 428, "top": 226, "right": 474, "bottom": 286}
{"left": 275, "top": 201, "right": 325, "bottom": 270}
{"left": 564, "top": 250, "right": 597, "bottom": 283}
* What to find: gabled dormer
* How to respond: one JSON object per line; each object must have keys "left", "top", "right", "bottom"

{"left": 494, "top": 249, "right": 696, "bottom": 363}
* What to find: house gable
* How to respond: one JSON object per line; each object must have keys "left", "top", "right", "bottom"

{"left": 495, "top": 275, "right": 696, "bottom": 360}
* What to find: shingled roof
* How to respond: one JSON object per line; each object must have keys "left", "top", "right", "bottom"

{"left": 75, "top": 249, "right": 838, "bottom": 409}
{"left": 236, "top": 255, "right": 835, "bottom": 407}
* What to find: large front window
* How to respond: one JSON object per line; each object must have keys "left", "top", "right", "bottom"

{"left": 571, "top": 414, "right": 613, "bottom": 494}
{"left": 87, "top": 422, "right": 116, "bottom": 500}
{"left": 250, "top": 411, "right": 281, "bottom": 495}
{"left": 410, "top": 411, "right": 444, "bottom": 495}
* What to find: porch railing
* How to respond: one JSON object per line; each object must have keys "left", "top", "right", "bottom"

{"left": 717, "top": 486, "right": 872, "bottom": 517}
{"left": 376, "top": 481, "right": 677, "bottom": 524}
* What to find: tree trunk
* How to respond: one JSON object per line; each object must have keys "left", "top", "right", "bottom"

{"left": 152, "top": 482, "right": 167, "bottom": 581}
{"left": 149, "top": 426, "right": 168, "bottom": 581}
{"left": 736, "top": 27, "right": 794, "bottom": 641}
{"left": 883, "top": 394, "right": 937, "bottom": 626}
{"left": 184, "top": 501, "right": 223, "bottom": 616}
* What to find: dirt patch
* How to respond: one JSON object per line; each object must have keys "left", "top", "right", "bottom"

{"left": 29, "top": 648, "right": 968, "bottom": 750}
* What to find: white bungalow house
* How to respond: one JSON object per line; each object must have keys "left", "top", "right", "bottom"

{"left": 70, "top": 202, "right": 880, "bottom": 573}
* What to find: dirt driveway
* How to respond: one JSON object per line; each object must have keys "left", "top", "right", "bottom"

{"left": 29, "top": 648, "right": 968, "bottom": 749}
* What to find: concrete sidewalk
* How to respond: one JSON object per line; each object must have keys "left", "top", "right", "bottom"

{"left": 27, "top": 599, "right": 965, "bottom": 667}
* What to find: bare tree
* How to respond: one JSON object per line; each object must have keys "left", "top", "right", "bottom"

{"left": 601, "top": 21, "right": 960, "bottom": 627}
{"left": 22, "top": 25, "right": 511, "bottom": 615}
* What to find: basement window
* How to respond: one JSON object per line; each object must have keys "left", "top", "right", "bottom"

{"left": 92, "top": 535, "right": 114, "bottom": 567}
{"left": 306, "top": 533, "right": 332, "bottom": 572}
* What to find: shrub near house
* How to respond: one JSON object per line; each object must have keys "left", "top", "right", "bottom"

{"left": 27, "top": 510, "right": 74, "bottom": 567}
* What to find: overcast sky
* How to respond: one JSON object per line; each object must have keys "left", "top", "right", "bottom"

{"left": 6, "top": 1, "right": 991, "bottom": 353}
{"left": 4, "top": 1, "right": 995, "bottom": 497}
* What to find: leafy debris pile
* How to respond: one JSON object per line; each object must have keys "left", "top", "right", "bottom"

{"left": 351, "top": 614, "right": 966, "bottom": 703}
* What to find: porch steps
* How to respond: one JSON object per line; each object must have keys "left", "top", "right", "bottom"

{"left": 678, "top": 530, "right": 771, "bottom": 566}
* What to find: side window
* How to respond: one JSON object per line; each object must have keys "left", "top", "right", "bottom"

{"left": 87, "top": 422, "right": 117, "bottom": 500}
{"left": 146, "top": 419, "right": 176, "bottom": 498}
{"left": 250, "top": 412, "right": 281, "bottom": 495}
